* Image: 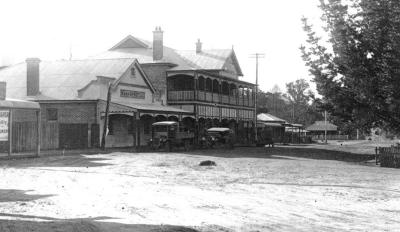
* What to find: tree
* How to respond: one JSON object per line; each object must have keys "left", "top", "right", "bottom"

{"left": 286, "top": 78, "right": 321, "bottom": 125}
{"left": 301, "top": 0, "right": 400, "bottom": 133}
{"left": 256, "top": 79, "right": 322, "bottom": 126}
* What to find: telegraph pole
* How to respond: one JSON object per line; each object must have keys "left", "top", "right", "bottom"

{"left": 101, "top": 82, "right": 112, "bottom": 150}
{"left": 324, "top": 110, "right": 327, "bottom": 144}
{"left": 250, "top": 53, "right": 265, "bottom": 143}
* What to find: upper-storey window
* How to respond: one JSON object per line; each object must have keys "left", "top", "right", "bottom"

{"left": 46, "top": 108, "right": 58, "bottom": 121}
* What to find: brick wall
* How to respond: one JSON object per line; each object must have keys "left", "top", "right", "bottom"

{"left": 40, "top": 102, "right": 97, "bottom": 124}
{"left": 141, "top": 64, "right": 171, "bottom": 104}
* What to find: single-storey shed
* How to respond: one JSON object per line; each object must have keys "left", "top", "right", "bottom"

{"left": 0, "top": 96, "right": 40, "bottom": 157}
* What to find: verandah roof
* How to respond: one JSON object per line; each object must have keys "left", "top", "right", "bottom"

{"left": 100, "top": 100, "right": 193, "bottom": 116}
{"left": 0, "top": 98, "right": 40, "bottom": 109}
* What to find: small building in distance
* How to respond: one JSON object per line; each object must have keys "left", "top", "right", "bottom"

{"left": 306, "top": 121, "right": 338, "bottom": 135}
{"left": 257, "top": 113, "right": 287, "bottom": 144}
{"left": 306, "top": 121, "right": 346, "bottom": 141}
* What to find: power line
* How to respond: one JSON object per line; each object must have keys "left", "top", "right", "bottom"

{"left": 250, "top": 53, "right": 265, "bottom": 142}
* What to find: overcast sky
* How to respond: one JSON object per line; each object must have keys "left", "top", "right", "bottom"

{"left": 0, "top": 0, "right": 323, "bottom": 92}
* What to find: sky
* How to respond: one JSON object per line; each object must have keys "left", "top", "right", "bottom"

{"left": 0, "top": 0, "right": 323, "bottom": 93}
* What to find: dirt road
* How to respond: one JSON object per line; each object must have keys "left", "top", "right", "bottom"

{"left": 0, "top": 147, "right": 399, "bottom": 231}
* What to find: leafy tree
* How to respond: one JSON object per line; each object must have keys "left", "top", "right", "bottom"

{"left": 257, "top": 79, "right": 322, "bottom": 126}
{"left": 301, "top": 0, "right": 400, "bottom": 133}
{"left": 286, "top": 78, "right": 321, "bottom": 125}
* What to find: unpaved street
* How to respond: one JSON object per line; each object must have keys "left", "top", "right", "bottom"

{"left": 0, "top": 147, "right": 399, "bottom": 232}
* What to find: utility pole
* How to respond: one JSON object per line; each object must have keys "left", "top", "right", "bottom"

{"left": 101, "top": 82, "right": 112, "bottom": 150}
{"left": 250, "top": 53, "right": 265, "bottom": 143}
{"left": 324, "top": 110, "right": 327, "bottom": 144}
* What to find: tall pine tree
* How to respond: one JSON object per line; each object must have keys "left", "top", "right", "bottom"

{"left": 301, "top": 0, "right": 400, "bottom": 133}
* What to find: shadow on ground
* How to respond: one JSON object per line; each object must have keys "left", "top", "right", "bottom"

{"left": 188, "top": 146, "right": 375, "bottom": 162}
{"left": 0, "top": 189, "right": 55, "bottom": 203}
{"left": 0, "top": 155, "right": 112, "bottom": 168}
{"left": 0, "top": 213, "right": 199, "bottom": 232}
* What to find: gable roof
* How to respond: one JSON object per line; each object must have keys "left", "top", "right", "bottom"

{"left": 93, "top": 35, "right": 244, "bottom": 76}
{"left": 0, "top": 58, "right": 137, "bottom": 100}
{"left": 306, "top": 121, "right": 338, "bottom": 131}
{"left": 110, "top": 35, "right": 150, "bottom": 50}
{"left": 111, "top": 59, "right": 156, "bottom": 93}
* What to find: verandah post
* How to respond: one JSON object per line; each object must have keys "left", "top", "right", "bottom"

{"left": 36, "top": 109, "right": 41, "bottom": 156}
{"left": 8, "top": 109, "right": 12, "bottom": 156}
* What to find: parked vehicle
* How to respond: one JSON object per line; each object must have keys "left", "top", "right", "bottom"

{"left": 148, "top": 121, "right": 194, "bottom": 151}
{"left": 205, "top": 127, "right": 234, "bottom": 149}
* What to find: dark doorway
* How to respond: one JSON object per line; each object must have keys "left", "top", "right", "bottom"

{"left": 59, "top": 124, "right": 88, "bottom": 149}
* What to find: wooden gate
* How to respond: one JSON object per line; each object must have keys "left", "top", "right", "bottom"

{"left": 59, "top": 124, "right": 88, "bottom": 149}
{"left": 41, "top": 122, "right": 59, "bottom": 150}
{"left": 12, "top": 122, "right": 38, "bottom": 152}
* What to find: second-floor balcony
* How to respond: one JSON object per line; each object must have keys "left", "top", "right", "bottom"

{"left": 168, "top": 90, "right": 255, "bottom": 107}
{"left": 167, "top": 73, "right": 255, "bottom": 107}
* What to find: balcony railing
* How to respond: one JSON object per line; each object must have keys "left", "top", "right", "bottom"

{"left": 168, "top": 90, "right": 255, "bottom": 107}
{"left": 168, "top": 90, "right": 195, "bottom": 101}
{"left": 212, "top": 93, "right": 219, "bottom": 103}
{"left": 221, "top": 95, "right": 229, "bottom": 104}
{"left": 205, "top": 92, "right": 212, "bottom": 102}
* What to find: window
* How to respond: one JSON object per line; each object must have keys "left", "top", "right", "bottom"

{"left": 46, "top": 108, "right": 58, "bottom": 121}
{"left": 130, "top": 68, "right": 136, "bottom": 77}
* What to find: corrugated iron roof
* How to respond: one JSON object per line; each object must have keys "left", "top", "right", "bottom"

{"left": 257, "top": 113, "right": 287, "bottom": 123}
{"left": 0, "top": 58, "right": 135, "bottom": 100}
{"left": 306, "top": 121, "right": 338, "bottom": 131}
{"left": 93, "top": 35, "right": 243, "bottom": 76}
{"left": 0, "top": 98, "right": 40, "bottom": 109}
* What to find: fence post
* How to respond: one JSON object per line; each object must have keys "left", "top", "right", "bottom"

{"left": 375, "top": 147, "right": 378, "bottom": 165}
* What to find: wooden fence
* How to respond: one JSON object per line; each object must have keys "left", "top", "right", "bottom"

{"left": 311, "top": 135, "right": 349, "bottom": 141}
{"left": 376, "top": 146, "right": 400, "bottom": 168}
{"left": 12, "top": 122, "right": 38, "bottom": 152}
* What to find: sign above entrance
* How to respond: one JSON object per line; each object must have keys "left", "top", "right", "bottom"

{"left": 120, "top": 89, "right": 145, "bottom": 99}
{"left": 0, "top": 110, "right": 9, "bottom": 141}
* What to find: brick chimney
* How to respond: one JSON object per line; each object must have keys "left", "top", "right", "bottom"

{"left": 196, "top": 39, "right": 202, "bottom": 53}
{"left": 0, "top": 82, "right": 6, "bottom": 100}
{"left": 26, "top": 58, "right": 40, "bottom": 96}
{"left": 153, "top": 26, "right": 163, "bottom": 60}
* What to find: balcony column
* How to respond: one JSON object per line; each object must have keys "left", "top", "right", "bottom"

{"left": 247, "top": 88, "right": 250, "bottom": 106}
{"left": 228, "top": 83, "right": 231, "bottom": 105}
{"left": 203, "top": 77, "right": 206, "bottom": 100}
{"left": 219, "top": 80, "right": 222, "bottom": 103}
{"left": 242, "top": 87, "right": 245, "bottom": 106}
{"left": 236, "top": 87, "right": 240, "bottom": 105}
{"left": 194, "top": 72, "right": 198, "bottom": 100}
{"left": 211, "top": 78, "right": 213, "bottom": 102}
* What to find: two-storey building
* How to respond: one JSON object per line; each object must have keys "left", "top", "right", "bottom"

{"left": 94, "top": 27, "right": 256, "bottom": 144}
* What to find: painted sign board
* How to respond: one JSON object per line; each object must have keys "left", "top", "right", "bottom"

{"left": 0, "top": 110, "right": 9, "bottom": 141}
{"left": 120, "top": 89, "right": 145, "bottom": 99}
